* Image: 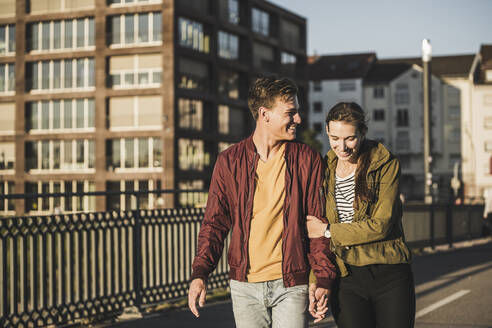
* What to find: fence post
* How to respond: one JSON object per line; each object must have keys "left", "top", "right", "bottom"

{"left": 430, "top": 202, "right": 435, "bottom": 249}
{"left": 133, "top": 195, "right": 143, "bottom": 310}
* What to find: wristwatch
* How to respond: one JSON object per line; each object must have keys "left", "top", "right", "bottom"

{"left": 324, "top": 223, "right": 331, "bottom": 239}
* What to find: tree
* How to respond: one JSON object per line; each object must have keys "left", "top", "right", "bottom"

{"left": 300, "top": 128, "right": 323, "bottom": 153}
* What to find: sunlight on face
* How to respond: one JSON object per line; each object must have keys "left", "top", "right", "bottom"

{"left": 267, "top": 96, "right": 301, "bottom": 141}
{"left": 326, "top": 121, "right": 363, "bottom": 163}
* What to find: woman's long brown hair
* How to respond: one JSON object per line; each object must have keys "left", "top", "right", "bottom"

{"left": 325, "top": 102, "right": 374, "bottom": 208}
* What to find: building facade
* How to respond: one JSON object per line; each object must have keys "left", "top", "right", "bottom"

{"left": 0, "top": 0, "right": 307, "bottom": 215}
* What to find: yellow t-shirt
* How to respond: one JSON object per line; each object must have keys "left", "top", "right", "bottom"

{"left": 247, "top": 143, "right": 286, "bottom": 282}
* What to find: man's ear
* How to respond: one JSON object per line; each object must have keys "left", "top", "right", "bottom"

{"left": 259, "top": 106, "right": 269, "bottom": 123}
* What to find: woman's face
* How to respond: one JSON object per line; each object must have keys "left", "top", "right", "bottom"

{"left": 326, "top": 120, "right": 363, "bottom": 163}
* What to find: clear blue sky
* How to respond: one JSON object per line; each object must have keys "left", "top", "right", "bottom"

{"left": 269, "top": 0, "right": 492, "bottom": 58}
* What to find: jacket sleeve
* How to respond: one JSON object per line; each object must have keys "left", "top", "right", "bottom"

{"left": 306, "top": 152, "right": 337, "bottom": 289}
{"left": 330, "top": 157, "right": 401, "bottom": 247}
{"left": 191, "top": 155, "right": 232, "bottom": 282}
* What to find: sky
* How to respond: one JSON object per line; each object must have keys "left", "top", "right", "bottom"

{"left": 268, "top": 0, "right": 492, "bottom": 59}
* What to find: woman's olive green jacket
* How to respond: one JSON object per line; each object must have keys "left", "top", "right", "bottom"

{"left": 323, "top": 140, "right": 412, "bottom": 277}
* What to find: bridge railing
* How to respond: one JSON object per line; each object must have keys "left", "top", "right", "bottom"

{"left": 0, "top": 190, "right": 486, "bottom": 327}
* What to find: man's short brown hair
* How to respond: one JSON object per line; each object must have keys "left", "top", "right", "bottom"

{"left": 248, "top": 76, "right": 298, "bottom": 120}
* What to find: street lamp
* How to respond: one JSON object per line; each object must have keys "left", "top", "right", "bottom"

{"left": 422, "top": 39, "right": 433, "bottom": 204}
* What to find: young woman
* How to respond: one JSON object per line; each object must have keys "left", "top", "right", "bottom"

{"left": 307, "top": 102, "right": 415, "bottom": 328}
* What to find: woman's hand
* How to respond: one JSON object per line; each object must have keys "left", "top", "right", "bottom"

{"left": 306, "top": 215, "right": 329, "bottom": 238}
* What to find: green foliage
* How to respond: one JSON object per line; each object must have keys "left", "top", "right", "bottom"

{"left": 300, "top": 128, "right": 323, "bottom": 153}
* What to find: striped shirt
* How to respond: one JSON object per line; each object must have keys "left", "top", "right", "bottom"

{"left": 335, "top": 172, "right": 355, "bottom": 223}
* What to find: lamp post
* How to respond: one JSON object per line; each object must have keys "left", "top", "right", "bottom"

{"left": 422, "top": 39, "right": 433, "bottom": 204}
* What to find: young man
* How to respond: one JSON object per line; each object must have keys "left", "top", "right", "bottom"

{"left": 188, "top": 76, "right": 336, "bottom": 327}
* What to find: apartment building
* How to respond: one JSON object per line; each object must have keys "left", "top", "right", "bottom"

{"left": 307, "top": 52, "right": 376, "bottom": 154}
{"left": 0, "top": 0, "right": 307, "bottom": 215}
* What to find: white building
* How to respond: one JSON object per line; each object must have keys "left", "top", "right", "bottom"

{"left": 307, "top": 53, "right": 376, "bottom": 154}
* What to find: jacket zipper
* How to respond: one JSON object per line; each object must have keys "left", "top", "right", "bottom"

{"left": 282, "top": 152, "right": 292, "bottom": 287}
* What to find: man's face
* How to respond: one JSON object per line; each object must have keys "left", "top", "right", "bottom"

{"left": 264, "top": 96, "right": 301, "bottom": 141}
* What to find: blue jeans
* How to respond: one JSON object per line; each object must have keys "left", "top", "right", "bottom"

{"left": 230, "top": 279, "right": 309, "bottom": 328}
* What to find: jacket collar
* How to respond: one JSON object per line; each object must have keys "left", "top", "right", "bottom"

{"left": 326, "top": 139, "right": 392, "bottom": 175}
{"left": 244, "top": 131, "right": 294, "bottom": 158}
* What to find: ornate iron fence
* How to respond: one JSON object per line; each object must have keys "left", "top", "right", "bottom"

{"left": 0, "top": 190, "right": 230, "bottom": 327}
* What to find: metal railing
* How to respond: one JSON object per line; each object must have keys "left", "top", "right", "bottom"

{"left": 0, "top": 190, "right": 486, "bottom": 327}
{"left": 0, "top": 190, "right": 229, "bottom": 328}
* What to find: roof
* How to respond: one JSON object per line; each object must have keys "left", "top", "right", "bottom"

{"left": 363, "top": 62, "right": 412, "bottom": 85}
{"left": 379, "top": 54, "right": 475, "bottom": 78}
{"left": 480, "top": 44, "right": 492, "bottom": 69}
{"left": 307, "top": 52, "right": 376, "bottom": 80}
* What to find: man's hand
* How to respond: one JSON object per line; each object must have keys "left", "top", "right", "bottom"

{"left": 188, "top": 278, "right": 207, "bottom": 318}
{"left": 308, "top": 283, "right": 330, "bottom": 323}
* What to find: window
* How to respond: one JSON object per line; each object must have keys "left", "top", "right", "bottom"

{"left": 450, "top": 127, "right": 460, "bottom": 142}
{"left": 280, "top": 19, "right": 301, "bottom": 49}
{"left": 27, "top": 18, "right": 94, "bottom": 52}
{"left": 0, "top": 181, "right": 15, "bottom": 214}
{"left": 485, "top": 141, "right": 492, "bottom": 152}
{"left": 218, "top": 105, "right": 244, "bottom": 136}
{"left": 373, "top": 109, "right": 385, "bottom": 121}
{"left": 109, "top": 54, "right": 162, "bottom": 89}
{"left": 106, "top": 137, "right": 161, "bottom": 171}
{"left": 218, "top": 31, "right": 239, "bottom": 60}
{"left": 179, "top": 98, "right": 203, "bottom": 131}
{"left": 395, "top": 83, "right": 410, "bottom": 105}
{"left": 313, "top": 102, "right": 322, "bottom": 113}
{"left": 177, "top": 0, "right": 209, "bottom": 13}
{"left": 0, "top": 142, "right": 15, "bottom": 171}
{"left": 27, "top": 58, "right": 95, "bottom": 92}
{"left": 0, "top": 24, "right": 15, "bottom": 54}
{"left": 26, "top": 99, "right": 95, "bottom": 132}
{"left": 26, "top": 139, "right": 95, "bottom": 172}
{"left": 373, "top": 86, "right": 384, "bottom": 98}
{"left": 108, "top": 0, "right": 162, "bottom": 5}
{"left": 281, "top": 52, "right": 296, "bottom": 75}
{"left": 109, "top": 96, "right": 162, "bottom": 130}
{"left": 0, "top": 103, "right": 15, "bottom": 134}
{"left": 106, "top": 179, "right": 161, "bottom": 211}
{"left": 25, "top": 180, "right": 95, "bottom": 214}
{"left": 252, "top": 42, "right": 274, "bottom": 71}
{"left": 339, "top": 80, "right": 356, "bottom": 92}
{"left": 109, "top": 12, "right": 162, "bottom": 47}
{"left": 396, "top": 131, "right": 410, "bottom": 150}
{"left": 313, "top": 81, "right": 322, "bottom": 92}
{"left": 219, "top": 0, "right": 239, "bottom": 24}
{"left": 252, "top": 8, "right": 269, "bottom": 36}
{"left": 218, "top": 70, "right": 240, "bottom": 99}
{"left": 178, "top": 139, "right": 209, "bottom": 171}
{"left": 0, "top": 63, "right": 15, "bottom": 94}
{"left": 397, "top": 109, "right": 409, "bottom": 127}
{"left": 178, "top": 17, "right": 210, "bottom": 53}
{"left": 179, "top": 180, "right": 207, "bottom": 207}
{"left": 177, "top": 57, "right": 209, "bottom": 92}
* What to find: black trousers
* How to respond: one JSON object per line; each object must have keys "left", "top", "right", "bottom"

{"left": 330, "top": 263, "right": 416, "bottom": 328}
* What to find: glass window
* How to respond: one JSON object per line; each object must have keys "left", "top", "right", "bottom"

{"left": 153, "top": 12, "right": 162, "bottom": 41}
{"left": 7, "top": 64, "right": 14, "bottom": 92}
{"left": 8, "top": 25, "right": 15, "bottom": 52}
{"left": 65, "top": 20, "right": 73, "bottom": 48}
{"left": 76, "top": 99, "right": 84, "bottom": 128}
{"left": 252, "top": 42, "right": 274, "bottom": 70}
{"left": 76, "top": 140, "right": 84, "bottom": 166}
{"left": 125, "top": 72, "right": 134, "bottom": 85}
{"left": 88, "top": 99, "right": 95, "bottom": 128}
{"left": 252, "top": 8, "right": 269, "bottom": 36}
{"left": 42, "top": 61, "right": 49, "bottom": 89}
{"left": 313, "top": 102, "right": 322, "bottom": 113}
{"left": 64, "top": 141, "right": 72, "bottom": 168}
{"left": 88, "top": 18, "right": 95, "bottom": 46}
{"left": 77, "top": 19, "right": 85, "bottom": 47}
{"left": 218, "top": 105, "right": 244, "bottom": 136}
{"left": 218, "top": 70, "right": 239, "bottom": 99}
{"left": 27, "top": 102, "right": 38, "bottom": 131}
{"left": 339, "top": 80, "right": 356, "bottom": 92}
{"left": 0, "top": 65, "right": 4, "bottom": 91}
{"left": 218, "top": 31, "right": 239, "bottom": 60}
{"left": 41, "top": 141, "right": 49, "bottom": 169}
{"left": 153, "top": 137, "right": 161, "bottom": 167}
{"left": 397, "top": 109, "right": 409, "bottom": 127}
{"left": 41, "top": 101, "right": 49, "bottom": 129}
{"left": 280, "top": 19, "right": 301, "bottom": 49}
{"left": 30, "top": 23, "right": 39, "bottom": 51}
{"left": 64, "top": 100, "right": 72, "bottom": 128}
{"left": 0, "top": 26, "right": 5, "bottom": 54}
{"left": 88, "top": 58, "right": 95, "bottom": 87}
{"left": 138, "top": 13, "right": 149, "bottom": 42}
{"left": 138, "top": 138, "right": 149, "bottom": 167}
{"left": 88, "top": 140, "right": 94, "bottom": 168}
{"left": 109, "top": 139, "right": 120, "bottom": 170}
{"left": 138, "top": 72, "right": 149, "bottom": 85}
{"left": 26, "top": 142, "right": 38, "bottom": 170}
{"left": 178, "top": 17, "right": 209, "bottom": 53}
{"left": 53, "top": 61, "right": 61, "bottom": 88}
{"left": 125, "top": 138, "right": 134, "bottom": 168}
{"left": 111, "top": 16, "right": 120, "bottom": 44}
{"left": 53, "top": 21, "right": 61, "bottom": 49}
{"left": 53, "top": 141, "right": 61, "bottom": 169}
{"left": 76, "top": 58, "right": 85, "bottom": 87}
{"left": 178, "top": 139, "right": 206, "bottom": 171}
{"left": 53, "top": 101, "right": 61, "bottom": 129}
{"left": 179, "top": 98, "right": 203, "bottom": 130}
{"left": 152, "top": 71, "right": 162, "bottom": 84}
{"left": 64, "top": 60, "right": 72, "bottom": 88}
{"left": 125, "top": 14, "right": 134, "bottom": 44}
{"left": 178, "top": 57, "right": 209, "bottom": 92}
{"left": 42, "top": 22, "right": 50, "bottom": 50}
